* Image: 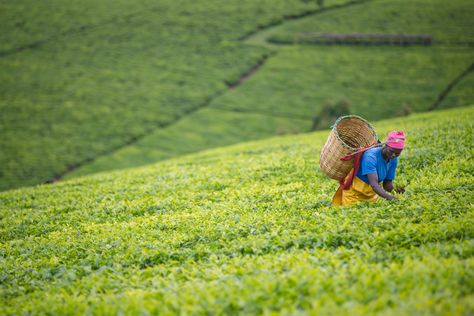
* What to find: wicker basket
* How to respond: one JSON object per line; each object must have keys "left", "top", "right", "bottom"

{"left": 320, "top": 115, "right": 378, "bottom": 180}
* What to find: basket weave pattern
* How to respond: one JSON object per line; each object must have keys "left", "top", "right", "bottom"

{"left": 320, "top": 115, "right": 378, "bottom": 180}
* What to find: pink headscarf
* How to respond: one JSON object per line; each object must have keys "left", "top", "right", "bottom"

{"left": 386, "top": 131, "right": 406, "bottom": 149}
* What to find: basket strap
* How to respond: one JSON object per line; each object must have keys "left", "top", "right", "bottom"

{"left": 338, "top": 142, "right": 380, "bottom": 190}
{"left": 342, "top": 142, "right": 382, "bottom": 157}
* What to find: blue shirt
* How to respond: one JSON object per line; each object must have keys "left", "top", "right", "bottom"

{"left": 356, "top": 147, "right": 398, "bottom": 184}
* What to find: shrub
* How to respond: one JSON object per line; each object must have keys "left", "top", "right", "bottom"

{"left": 311, "top": 97, "right": 351, "bottom": 131}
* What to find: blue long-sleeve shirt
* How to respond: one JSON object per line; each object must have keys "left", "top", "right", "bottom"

{"left": 356, "top": 147, "right": 398, "bottom": 184}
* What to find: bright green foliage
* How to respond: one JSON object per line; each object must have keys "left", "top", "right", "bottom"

{"left": 269, "top": 0, "right": 474, "bottom": 45}
{"left": 1, "top": 106, "right": 473, "bottom": 315}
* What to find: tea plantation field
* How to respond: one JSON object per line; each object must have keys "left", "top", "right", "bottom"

{"left": 2, "top": 0, "right": 353, "bottom": 191}
{"left": 269, "top": 0, "right": 474, "bottom": 45}
{"left": 67, "top": 0, "right": 474, "bottom": 180}
{"left": 1, "top": 106, "right": 473, "bottom": 315}
{"left": 2, "top": 0, "right": 473, "bottom": 191}
{"left": 70, "top": 46, "right": 474, "bottom": 179}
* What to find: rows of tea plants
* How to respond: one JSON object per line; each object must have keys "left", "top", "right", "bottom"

{"left": 1, "top": 106, "right": 473, "bottom": 314}
{"left": 269, "top": 0, "right": 474, "bottom": 45}
{"left": 69, "top": 45, "right": 474, "bottom": 178}
{"left": 210, "top": 46, "right": 474, "bottom": 120}
{"left": 3, "top": 0, "right": 473, "bottom": 191}
{"left": 65, "top": 108, "right": 312, "bottom": 178}
{"left": 0, "top": 0, "right": 160, "bottom": 53}
{"left": 68, "top": 0, "right": 474, "bottom": 179}
{"left": 0, "top": 0, "right": 354, "bottom": 191}
{"left": 436, "top": 70, "right": 474, "bottom": 109}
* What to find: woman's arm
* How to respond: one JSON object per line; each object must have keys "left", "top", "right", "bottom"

{"left": 367, "top": 173, "right": 396, "bottom": 201}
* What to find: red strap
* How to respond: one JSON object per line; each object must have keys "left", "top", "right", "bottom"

{"left": 338, "top": 143, "right": 378, "bottom": 190}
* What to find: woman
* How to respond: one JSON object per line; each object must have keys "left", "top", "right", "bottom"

{"left": 332, "top": 131, "right": 406, "bottom": 206}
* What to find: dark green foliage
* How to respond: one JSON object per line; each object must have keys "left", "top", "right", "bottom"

{"left": 270, "top": 0, "right": 474, "bottom": 45}
{"left": 0, "top": 0, "right": 330, "bottom": 191}
{"left": 311, "top": 97, "right": 351, "bottom": 131}
{"left": 398, "top": 103, "right": 413, "bottom": 116}
{"left": 1, "top": 0, "right": 473, "bottom": 192}
{"left": 300, "top": 0, "right": 325, "bottom": 9}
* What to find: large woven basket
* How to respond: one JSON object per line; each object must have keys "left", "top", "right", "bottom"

{"left": 320, "top": 115, "right": 378, "bottom": 180}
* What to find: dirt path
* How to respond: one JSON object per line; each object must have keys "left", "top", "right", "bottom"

{"left": 243, "top": 0, "right": 372, "bottom": 48}
{"left": 429, "top": 62, "right": 474, "bottom": 110}
{"left": 228, "top": 58, "right": 269, "bottom": 90}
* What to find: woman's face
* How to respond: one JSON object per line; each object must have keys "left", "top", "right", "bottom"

{"left": 383, "top": 146, "right": 403, "bottom": 160}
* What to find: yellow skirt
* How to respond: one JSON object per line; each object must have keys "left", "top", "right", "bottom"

{"left": 332, "top": 175, "right": 378, "bottom": 206}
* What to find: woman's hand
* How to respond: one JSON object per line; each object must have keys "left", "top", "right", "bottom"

{"left": 383, "top": 180, "right": 394, "bottom": 192}
{"left": 394, "top": 186, "right": 405, "bottom": 194}
{"left": 368, "top": 173, "right": 396, "bottom": 201}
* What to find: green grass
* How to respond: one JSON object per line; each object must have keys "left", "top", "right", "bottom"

{"left": 1, "top": 106, "right": 473, "bottom": 315}
{"left": 269, "top": 0, "right": 474, "bottom": 45}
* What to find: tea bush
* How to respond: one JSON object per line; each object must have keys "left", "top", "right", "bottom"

{"left": 70, "top": 45, "right": 473, "bottom": 178}
{"left": 0, "top": 106, "right": 472, "bottom": 315}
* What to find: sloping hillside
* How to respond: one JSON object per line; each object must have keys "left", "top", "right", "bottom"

{"left": 67, "top": 0, "right": 474, "bottom": 180}
{"left": 269, "top": 0, "right": 474, "bottom": 45}
{"left": 1, "top": 106, "right": 472, "bottom": 315}
{"left": 2, "top": 0, "right": 473, "bottom": 191}
{"left": 2, "top": 0, "right": 351, "bottom": 191}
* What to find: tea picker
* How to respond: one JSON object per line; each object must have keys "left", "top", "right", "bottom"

{"left": 319, "top": 115, "right": 406, "bottom": 206}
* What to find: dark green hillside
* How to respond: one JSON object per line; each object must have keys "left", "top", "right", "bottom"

{"left": 1, "top": 106, "right": 473, "bottom": 314}
{"left": 65, "top": 108, "right": 311, "bottom": 175}
{"left": 0, "top": 0, "right": 158, "bottom": 53}
{"left": 2, "top": 0, "right": 473, "bottom": 191}
{"left": 67, "top": 0, "right": 474, "bottom": 179}
{"left": 435, "top": 67, "right": 474, "bottom": 109}
{"left": 68, "top": 47, "right": 473, "bottom": 178}
{"left": 1, "top": 0, "right": 351, "bottom": 191}
{"left": 269, "top": 0, "right": 474, "bottom": 45}
{"left": 211, "top": 46, "right": 474, "bottom": 120}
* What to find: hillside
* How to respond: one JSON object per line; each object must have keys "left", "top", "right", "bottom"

{"left": 269, "top": 0, "right": 474, "bottom": 45}
{"left": 2, "top": 0, "right": 349, "bottom": 191}
{"left": 67, "top": 0, "right": 474, "bottom": 180}
{"left": 1, "top": 106, "right": 473, "bottom": 315}
{"left": 2, "top": 0, "right": 473, "bottom": 191}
